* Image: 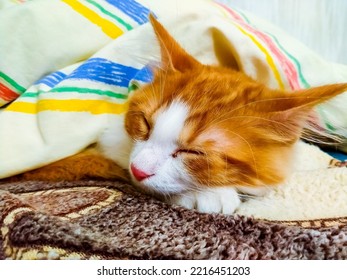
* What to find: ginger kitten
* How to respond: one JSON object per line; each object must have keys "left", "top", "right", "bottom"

{"left": 13, "top": 16, "right": 347, "bottom": 214}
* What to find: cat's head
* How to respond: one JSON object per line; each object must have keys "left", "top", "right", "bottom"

{"left": 125, "top": 15, "right": 347, "bottom": 195}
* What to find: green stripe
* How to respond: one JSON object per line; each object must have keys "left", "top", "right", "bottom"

{"left": 232, "top": 9, "right": 310, "bottom": 89}
{"left": 317, "top": 106, "right": 336, "bottom": 132}
{"left": 233, "top": 8, "right": 251, "bottom": 24}
{"left": 266, "top": 33, "right": 310, "bottom": 88}
{"left": 231, "top": 8, "right": 334, "bottom": 133}
{"left": 22, "top": 91, "right": 40, "bottom": 98}
{"left": 23, "top": 87, "right": 128, "bottom": 99}
{"left": 266, "top": 33, "right": 333, "bottom": 129}
{"left": 0, "top": 72, "right": 26, "bottom": 93}
{"left": 85, "top": 0, "right": 133, "bottom": 31}
{"left": 128, "top": 83, "right": 139, "bottom": 93}
{"left": 52, "top": 87, "right": 128, "bottom": 99}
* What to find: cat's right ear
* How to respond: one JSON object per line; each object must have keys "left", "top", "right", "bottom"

{"left": 265, "top": 83, "right": 347, "bottom": 143}
{"left": 149, "top": 14, "right": 201, "bottom": 72}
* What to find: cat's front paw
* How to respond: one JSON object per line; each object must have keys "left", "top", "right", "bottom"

{"left": 169, "top": 187, "right": 241, "bottom": 214}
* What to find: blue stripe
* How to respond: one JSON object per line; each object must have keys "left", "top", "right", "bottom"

{"left": 105, "top": 0, "right": 150, "bottom": 25}
{"left": 67, "top": 58, "right": 141, "bottom": 87}
{"left": 34, "top": 71, "right": 67, "bottom": 87}
{"left": 133, "top": 66, "right": 153, "bottom": 83}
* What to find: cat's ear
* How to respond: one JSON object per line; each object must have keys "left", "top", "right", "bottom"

{"left": 281, "top": 83, "right": 347, "bottom": 110}
{"left": 211, "top": 28, "right": 240, "bottom": 71}
{"left": 149, "top": 14, "right": 201, "bottom": 72}
{"left": 266, "top": 83, "right": 347, "bottom": 142}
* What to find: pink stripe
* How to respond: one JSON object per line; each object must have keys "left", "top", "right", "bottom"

{"left": 218, "top": 3, "right": 301, "bottom": 90}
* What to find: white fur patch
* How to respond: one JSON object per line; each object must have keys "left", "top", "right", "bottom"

{"left": 130, "top": 101, "right": 191, "bottom": 194}
{"left": 170, "top": 187, "right": 241, "bottom": 214}
{"left": 151, "top": 101, "right": 189, "bottom": 145}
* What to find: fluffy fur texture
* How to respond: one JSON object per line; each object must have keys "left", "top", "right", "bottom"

{"left": 9, "top": 147, "right": 128, "bottom": 182}
{"left": 13, "top": 16, "right": 347, "bottom": 214}
{"left": 123, "top": 16, "right": 347, "bottom": 213}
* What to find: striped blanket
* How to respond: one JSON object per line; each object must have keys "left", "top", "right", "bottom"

{"left": 1, "top": 0, "right": 347, "bottom": 178}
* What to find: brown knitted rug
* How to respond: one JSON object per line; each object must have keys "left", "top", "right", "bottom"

{"left": 1, "top": 179, "right": 347, "bottom": 260}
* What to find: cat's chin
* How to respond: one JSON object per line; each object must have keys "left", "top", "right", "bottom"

{"left": 130, "top": 176, "right": 188, "bottom": 197}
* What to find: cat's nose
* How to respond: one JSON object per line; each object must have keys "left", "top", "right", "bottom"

{"left": 130, "top": 163, "right": 153, "bottom": 181}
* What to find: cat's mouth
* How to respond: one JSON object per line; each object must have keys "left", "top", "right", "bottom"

{"left": 129, "top": 169, "right": 189, "bottom": 196}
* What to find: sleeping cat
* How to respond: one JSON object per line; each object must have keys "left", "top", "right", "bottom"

{"left": 13, "top": 15, "right": 347, "bottom": 214}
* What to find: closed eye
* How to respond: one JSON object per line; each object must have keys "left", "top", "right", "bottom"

{"left": 141, "top": 114, "right": 151, "bottom": 132}
{"left": 127, "top": 111, "right": 152, "bottom": 141}
{"left": 172, "top": 149, "right": 205, "bottom": 158}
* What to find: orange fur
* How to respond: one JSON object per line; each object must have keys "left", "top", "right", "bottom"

{"left": 13, "top": 16, "right": 347, "bottom": 187}
{"left": 8, "top": 148, "right": 128, "bottom": 182}
{"left": 125, "top": 15, "right": 347, "bottom": 188}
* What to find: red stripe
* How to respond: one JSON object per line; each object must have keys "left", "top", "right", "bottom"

{"left": 217, "top": 3, "right": 301, "bottom": 90}
{"left": 0, "top": 83, "right": 20, "bottom": 102}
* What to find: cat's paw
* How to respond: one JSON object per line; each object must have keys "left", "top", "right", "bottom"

{"left": 169, "top": 187, "right": 241, "bottom": 214}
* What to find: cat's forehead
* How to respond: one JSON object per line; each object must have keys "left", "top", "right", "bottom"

{"left": 134, "top": 65, "right": 271, "bottom": 146}
{"left": 150, "top": 101, "right": 189, "bottom": 144}
{"left": 153, "top": 67, "right": 261, "bottom": 105}
{"left": 145, "top": 98, "right": 223, "bottom": 147}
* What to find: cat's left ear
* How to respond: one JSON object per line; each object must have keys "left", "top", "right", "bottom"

{"left": 149, "top": 14, "right": 201, "bottom": 72}
{"left": 210, "top": 28, "right": 240, "bottom": 71}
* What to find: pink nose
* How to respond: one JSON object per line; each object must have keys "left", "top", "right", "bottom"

{"left": 130, "top": 163, "right": 153, "bottom": 181}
